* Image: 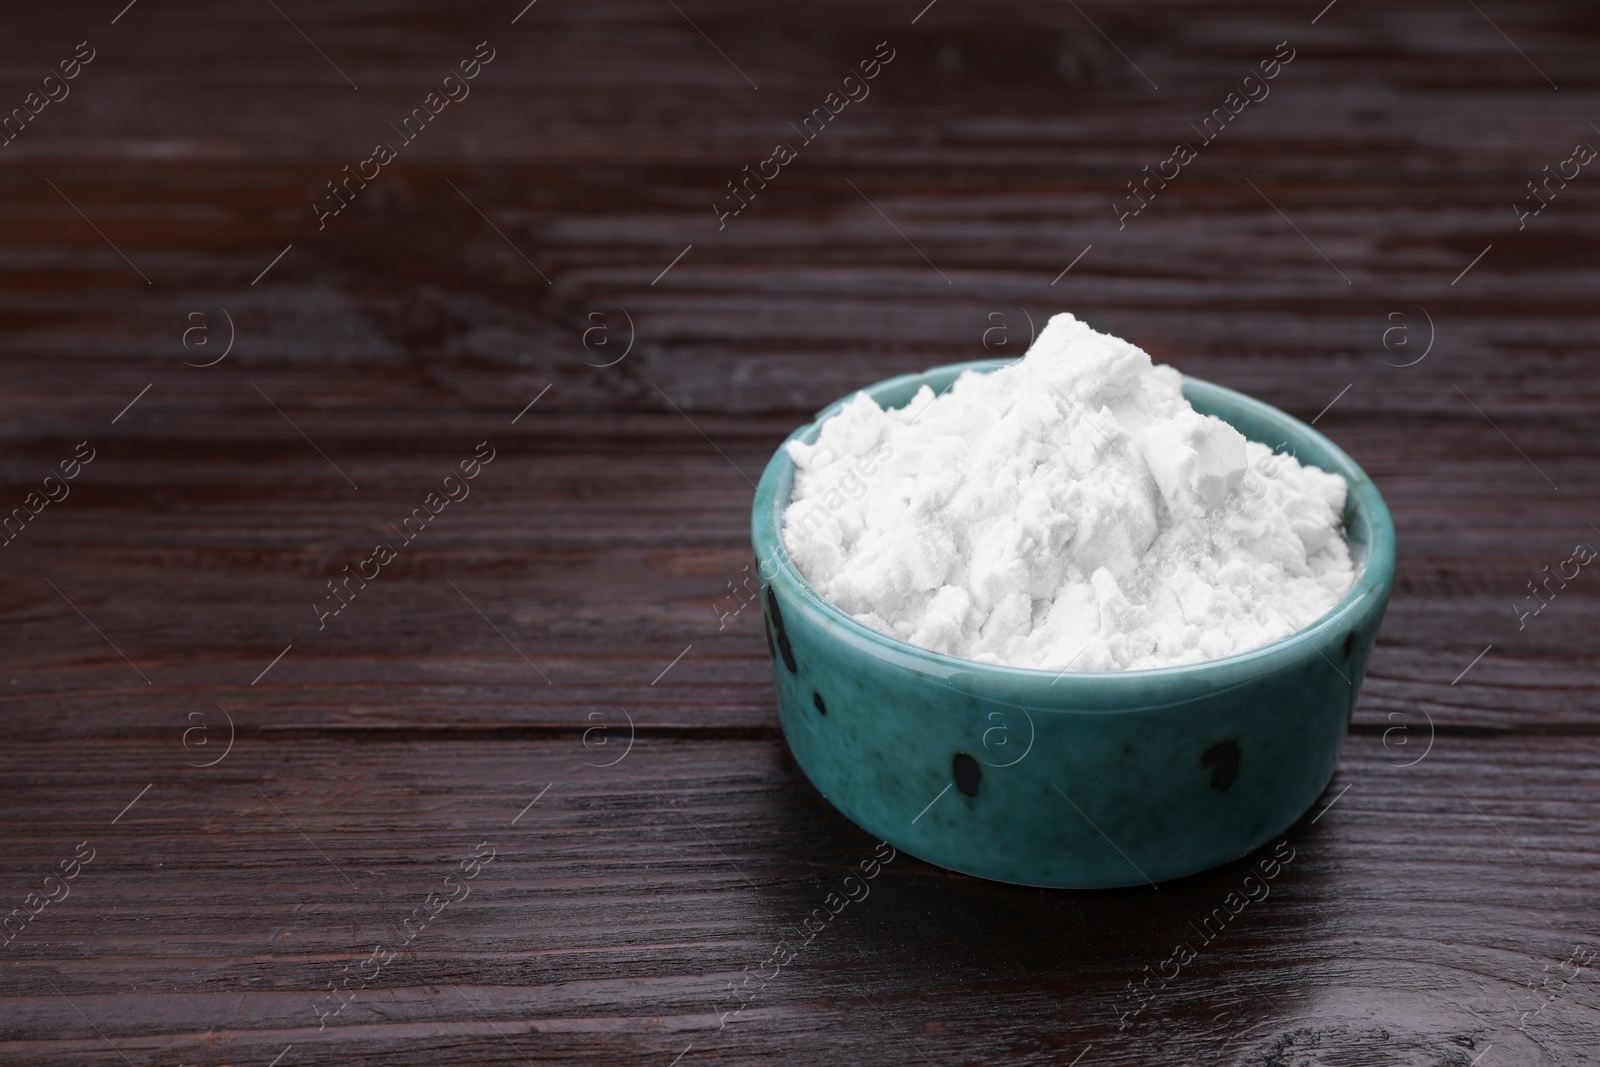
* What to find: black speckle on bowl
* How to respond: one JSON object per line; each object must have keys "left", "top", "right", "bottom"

{"left": 1342, "top": 631, "right": 1356, "bottom": 658}
{"left": 765, "top": 586, "right": 797, "bottom": 673}
{"left": 813, "top": 691, "right": 827, "bottom": 715}
{"left": 1201, "top": 740, "right": 1241, "bottom": 792}
{"left": 953, "top": 753, "right": 980, "bottom": 797}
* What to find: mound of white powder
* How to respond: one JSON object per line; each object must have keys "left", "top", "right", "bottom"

{"left": 781, "top": 313, "right": 1355, "bottom": 672}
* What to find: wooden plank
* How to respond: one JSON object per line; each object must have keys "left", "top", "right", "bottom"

{"left": 0, "top": 0, "right": 1597, "bottom": 1062}
{"left": 0, "top": 734, "right": 1596, "bottom": 1065}
{"left": 0, "top": 418, "right": 1593, "bottom": 735}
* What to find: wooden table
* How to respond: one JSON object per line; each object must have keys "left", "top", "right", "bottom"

{"left": 2, "top": 1, "right": 1596, "bottom": 1063}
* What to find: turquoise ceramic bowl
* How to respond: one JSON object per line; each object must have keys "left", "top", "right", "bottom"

{"left": 752, "top": 360, "right": 1395, "bottom": 888}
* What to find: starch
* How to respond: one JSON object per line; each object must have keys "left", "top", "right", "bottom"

{"left": 781, "top": 313, "right": 1355, "bottom": 672}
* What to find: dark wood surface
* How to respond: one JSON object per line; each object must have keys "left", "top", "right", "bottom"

{"left": 2, "top": 1, "right": 1598, "bottom": 1064}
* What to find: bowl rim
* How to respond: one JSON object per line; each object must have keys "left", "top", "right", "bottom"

{"left": 751, "top": 358, "right": 1397, "bottom": 693}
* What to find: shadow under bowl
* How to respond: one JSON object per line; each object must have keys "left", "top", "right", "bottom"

{"left": 751, "top": 360, "right": 1396, "bottom": 888}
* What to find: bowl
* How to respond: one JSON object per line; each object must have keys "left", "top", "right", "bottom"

{"left": 751, "top": 359, "right": 1395, "bottom": 888}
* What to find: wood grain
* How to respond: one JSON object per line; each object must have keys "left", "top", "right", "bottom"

{"left": 1, "top": 735, "right": 1597, "bottom": 1066}
{"left": 1, "top": 0, "right": 1598, "bottom": 1064}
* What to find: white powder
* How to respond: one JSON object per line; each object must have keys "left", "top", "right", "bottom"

{"left": 781, "top": 313, "right": 1355, "bottom": 672}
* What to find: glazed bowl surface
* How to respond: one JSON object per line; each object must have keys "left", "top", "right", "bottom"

{"left": 751, "top": 359, "right": 1395, "bottom": 887}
